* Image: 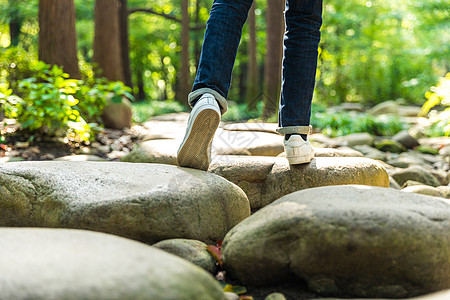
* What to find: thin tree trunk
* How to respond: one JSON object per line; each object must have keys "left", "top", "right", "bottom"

{"left": 38, "top": 0, "right": 80, "bottom": 79}
{"left": 136, "top": 66, "right": 146, "bottom": 101}
{"left": 93, "top": 0, "right": 124, "bottom": 82}
{"left": 178, "top": 0, "right": 190, "bottom": 103}
{"left": 119, "top": 0, "right": 133, "bottom": 88}
{"left": 262, "top": 0, "right": 284, "bottom": 119}
{"left": 246, "top": 2, "right": 258, "bottom": 111}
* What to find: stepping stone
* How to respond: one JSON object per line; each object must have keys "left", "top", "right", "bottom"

{"left": 391, "top": 165, "right": 441, "bottom": 187}
{"left": 222, "top": 122, "right": 278, "bottom": 134}
{"left": 210, "top": 156, "right": 389, "bottom": 211}
{"left": 0, "top": 161, "right": 250, "bottom": 244}
{"left": 122, "top": 128, "right": 285, "bottom": 163}
{"left": 213, "top": 128, "right": 284, "bottom": 156}
{"left": 121, "top": 139, "right": 178, "bottom": 165}
{"left": 222, "top": 185, "right": 450, "bottom": 298}
{"left": 279, "top": 147, "right": 363, "bottom": 158}
{"left": 54, "top": 154, "right": 106, "bottom": 161}
{"left": 0, "top": 228, "right": 226, "bottom": 300}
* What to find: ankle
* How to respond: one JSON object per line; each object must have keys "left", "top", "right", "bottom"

{"left": 285, "top": 134, "right": 307, "bottom": 141}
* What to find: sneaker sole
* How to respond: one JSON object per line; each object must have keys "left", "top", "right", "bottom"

{"left": 177, "top": 109, "right": 220, "bottom": 171}
{"left": 287, "top": 151, "right": 315, "bottom": 165}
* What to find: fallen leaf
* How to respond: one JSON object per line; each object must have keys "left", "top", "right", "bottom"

{"left": 206, "top": 244, "right": 222, "bottom": 267}
{"left": 223, "top": 284, "right": 247, "bottom": 295}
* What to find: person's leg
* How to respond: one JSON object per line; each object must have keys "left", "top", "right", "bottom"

{"left": 276, "top": 0, "right": 323, "bottom": 164}
{"left": 178, "top": 0, "right": 253, "bottom": 170}
{"left": 277, "top": 0, "right": 323, "bottom": 136}
{"left": 189, "top": 0, "right": 254, "bottom": 114}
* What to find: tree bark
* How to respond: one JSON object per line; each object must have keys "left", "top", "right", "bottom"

{"left": 246, "top": 2, "right": 258, "bottom": 110}
{"left": 262, "top": 0, "right": 285, "bottom": 119}
{"left": 93, "top": 0, "right": 124, "bottom": 82}
{"left": 38, "top": 0, "right": 80, "bottom": 79}
{"left": 178, "top": 0, "right": 190, "bottom": 103}
{"left": 119, "top": 0, "right": 133, "bottom": 88}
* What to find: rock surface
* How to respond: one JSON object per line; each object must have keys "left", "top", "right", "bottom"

{"left": 153, "top": 239, "right": 217, "bottom": 274}
{"left": 0, "top": 161, "right": 250, "bottom": 244}
{"left": 391, "top": 165, "right": 441, "bottom": 187}
{"left": 222, "top": 185, "right": 450, "bottom": 298}
{"left": 121, "top": 139, "right": 179, "bottom": 165}
{"left": 213, "top": 129, "right": 284, "bottom": 156}
{"left": 210, "top": 156, "right": 389, "bottom": 211}
{"left": 402, "top": 185, "right": 445, "bottom": 198}
{"left": 0, "top": 228, "right": 226, "bottom": 300}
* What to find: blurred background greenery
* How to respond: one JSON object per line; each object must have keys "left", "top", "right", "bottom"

{"left": 0, "top": 0, "right": 449, "bottom": 141}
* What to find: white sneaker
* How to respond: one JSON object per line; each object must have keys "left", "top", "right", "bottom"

{"left": 284, "top": 135, "right": 314, "bottom": 165}
{"left": 177, "top": 93, "right": 221, "bottom": 171}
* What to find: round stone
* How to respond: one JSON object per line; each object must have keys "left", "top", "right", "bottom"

{"left": 210, "top": 156, "right": 389, "bottom": 211}
{"left": 0, "top": 228, "right": 226, "bottom": 300}
{"left": 0, "top": 161, "right": 250, "bottom": 244}
{"left": 222, "top": 185, "right": 450, "bottom": 298}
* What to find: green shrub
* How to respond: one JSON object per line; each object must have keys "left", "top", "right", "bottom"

{"left": 420, "top": 73, "right": 450, "bottom": 137}
{"left": 132, "top": 100, "right": 186, "bottom": 123}
{"left": 1, "top": 54, "right": 134, "bottom": 142}
{"left": 311, "top": 111, "right": 406, "bottom": 137}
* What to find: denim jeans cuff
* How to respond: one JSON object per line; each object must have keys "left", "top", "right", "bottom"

{"left": 276, "top": 125, "right": 312, "bottom": 135}
{"left": 188, "top": 88, "right": 228, "bottom": 115}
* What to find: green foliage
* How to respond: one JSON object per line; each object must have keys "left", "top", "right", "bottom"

{"left": 311, "top": 110, "right": 407, "bottom": 137}
{"left": 420, "top": 73, "right": 450, "bottom": 136}
{"left": 0, "top": 46, "right": 38, "bottom": 92}
{"left": 221, "top": 102, "right": 262, "bottom": 122}
{"left": 132, "top": 100, "right": 186, "bottom": 123}
{"left": 0, "top": 47, "right": 134, "bottom": 142}
{"left": 9, "top": 63, "right": 93, "bottom": 141}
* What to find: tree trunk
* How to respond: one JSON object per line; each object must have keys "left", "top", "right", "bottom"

{"left": 246, "top": 2, "right": 258, "bottom": 111}
{"left": 93, "top": 0, "right": 124, "bottom": 82}
{"left": 119, "top": 0, "right": 133, "bottom": 89}
{"left": 194, "top": 0, "right": 201, "bottom": 68}
{"left": 178, "top": 0, "right": 190, "bottom": 103}
{"left": 262, "top": 0, "right": 285, "bottom": 119}
{"left": 38, "top": 0, "right": 80, "bottom": 79}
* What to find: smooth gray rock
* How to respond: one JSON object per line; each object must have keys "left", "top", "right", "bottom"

{"left": 389, "top": 176, "right": 401, "bottom": 189}
{"left": 222, "top": 122, "right": 278, "bottom": 134}
{"left": 391, "top": 165, "right": 441, "bottom": 187}
{"left": 0, "top": 161, "right": 250, "bottom": 244}
{"left": 336, "top": 133, "right": 375, "bottom": 147}
{"left": 313, "top": 147, "right": 364, "bottom": 158}
{"left": 121, "top": 139, "right": 178, "bottom": 165}
{"left": 368, "top": 100, "right": 399, "bottom": 115}
{"left": 352, "top": 145, "right": 387, "bottom": 161}
{"left": 392, "top": 130, "right": 420, "bottom": 149}
{"left": 54, "top": 155, "right": 106, "bottom": 161}
{"left": 213, "top": 128, "right": 284, "bottom": 156}
{"left": 210, "top": 156, "right": 389, "bottom": 211}
{"left": 0, "top": 228, "right": 226, "bottom": 300}
{"left": 222, "top": 185, "right": 450, "bottom": 298}
{"left": 402, "top": 185, "right": 444, "bottom": 198}
{"left": 153, "top": 239, "right": 217, "bottom": 274}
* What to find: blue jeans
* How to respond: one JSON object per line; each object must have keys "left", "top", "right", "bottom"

{"left": 189, "top": 0, "right": 323, "bottom": 135}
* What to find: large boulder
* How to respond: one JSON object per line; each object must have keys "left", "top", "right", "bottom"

{"left": 210, "top": 156, "right": 389, "bottom": 211}
{"left": 0, "top": 161, "right": 250, "bottom": 244}
{"left": 222, "top": 185, "right": 450, "bottom": 298}
{"left": 0, "top": 228, "right": 226, "bottom": 300}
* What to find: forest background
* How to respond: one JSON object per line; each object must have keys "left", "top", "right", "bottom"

{"left": 0, "top": 0, "right": 449, "bottom": 143}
